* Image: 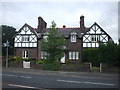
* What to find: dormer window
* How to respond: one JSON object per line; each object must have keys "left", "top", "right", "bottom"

{"left": 71, "top": 35, "right": 76, "bottom": 42}
{"left": 70, "top": 31, "right": 77, "bottom": 42}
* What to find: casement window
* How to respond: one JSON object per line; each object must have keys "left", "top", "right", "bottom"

{"left": 41, "top": 51, "right": 48, "bottom": 59}
{"left": 70, "top": 31, "right": 77, "bottom": 42}
{"left": 69, "top": 52, "right": 79, "bottom": 60}
{"left": 43, "top": 35, "right": 48, "bottom": 42}
{"left": 71, "top": 35, "right": 76, "bottom": 42}
{"left": 22, "top": 50, "right": 28, "bottom": 58}
{"left": 91, "top": 35, "right": 99, "bottom": 42}
{"left": 22, "top": 36, "right": 30, "bottom": 42}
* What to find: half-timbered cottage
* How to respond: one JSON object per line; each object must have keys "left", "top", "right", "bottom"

{"left": 14, "top": 15, "right": 113, "bottom": 63}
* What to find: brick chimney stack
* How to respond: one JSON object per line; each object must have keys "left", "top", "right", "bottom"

{"left": 80, "top": 15, "right": 85, "bottom": 33}
{"left": 37, "top": 16, "right": 47, "bottom": 33}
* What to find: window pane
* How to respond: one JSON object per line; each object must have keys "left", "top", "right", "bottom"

{"left": 76, "top": 52, "right": 79, "bottom": 59}
{"left": 73, "top": 52, "right": 75, "bottom": 59}
{"left": 71, "top": 35, "right": 76, "bottom": 42}
{"left": 22, "top": 51, "right": 25, "bottom": 58}
{"left": 69, "top": 52, "right": 72, "bottom": 59}
{"left": 26, "top": 51, "right": 28, "bottom": 58}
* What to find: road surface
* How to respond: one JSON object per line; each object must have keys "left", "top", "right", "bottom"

{"left": 1, "top": 68, "right": 118, "bottom": 89}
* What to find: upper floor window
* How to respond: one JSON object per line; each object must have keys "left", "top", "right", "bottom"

{"left": 22, "top": 36, "right": 30, "bottom": 42}
{"left": 91, "top": 35, "right": 99, "bottom": 42}
{"left": 70, "top": 31, "right": 77, "bottom": 42}
{"left": 71, "top": 35, "right": 76, "bottom": 42}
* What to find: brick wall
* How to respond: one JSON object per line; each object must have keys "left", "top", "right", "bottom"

{"left": 14, "top": 48, "right": 38, "bottom": 59}
{"left": 66, "top": 38, "right": 82, "bottom": 62}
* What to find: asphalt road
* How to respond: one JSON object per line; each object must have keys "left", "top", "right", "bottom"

{"left": 1, "top": 68, "right": 119, "bottom": 89}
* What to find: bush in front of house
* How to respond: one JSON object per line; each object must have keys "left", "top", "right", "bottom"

{"left": 83, "top": 42, "right": 120, "bottom": 67}
{"left": 9, "top": 56, "right": 22, "bottom": 63}
{"left": 9, "top": 56, "right": 36, "bottom": 63}
{"left": 36, "top": 60, "right": 45, "bottom": 64}
{"left": 36, "top": 59, "right": 60, "bottom": 71}
{"left": 43, "top": 60, "right": 60, "bottom": 71}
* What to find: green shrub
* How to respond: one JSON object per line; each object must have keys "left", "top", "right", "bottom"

{"left": 9, "top": 56, "right": 21, "bottom": 63}
{"left": 36, "top": 60, "right": 45, "bottom": 64}
{"left": 9, "top": 56, "right": 36, "bottom": 63}
{"left": 43, "top": 60, "right": 60, "bottom": 71}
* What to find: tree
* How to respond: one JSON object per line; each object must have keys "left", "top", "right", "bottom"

{"left": 41, "top": 21, "right": 66, "bottom": 70}
{"left": 1, "top": 25, "right": 16, "bottom": 56}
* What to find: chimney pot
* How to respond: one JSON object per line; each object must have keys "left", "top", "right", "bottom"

{"left": 63, "top": 25, "right": 66, "bottom": 28}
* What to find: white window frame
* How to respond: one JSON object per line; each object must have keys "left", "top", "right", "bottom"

{"left": 76, "top": 52, "right": 79, "bottom": 59}
{"left": 91, "top": 35, "right": 99, "bottom": 42}
{"left": 69, "top": 52, "right": 79, "bottom": 60}
{"left": 71, "top": 35, "right": 76, "bottom": 42}
{"left": 70, "top": 31, "right": 77, "bottom": 42}
{"left": 69, "top": 52, "right": 72, "bottom": 59}
{"left": 22, "top": 36, "right": 30, "bottom": 42}
{"left": 41, "top": 51, "right": 48, "bottom": 59}
{"left": 22, "top": 50, "right": 28, "bottom": 58}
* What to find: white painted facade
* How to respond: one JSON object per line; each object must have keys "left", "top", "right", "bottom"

{"left": 83, "top": 23, "right": 111, "bottom": 48}
{"left": 14, "top": 25, "right": 37, "bottom": 48}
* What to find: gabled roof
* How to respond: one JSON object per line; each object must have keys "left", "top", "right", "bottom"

{"left": 14, "top": 23, "right": 38, "bottom": 38}
{"left": 84, "top": 22, "right": 111, "bottom": 37}
{"left": 83, "top": 22, "right": 113, "bottom": 41}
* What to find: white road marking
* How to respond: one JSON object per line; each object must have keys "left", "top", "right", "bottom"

{"left": 2, "top": 74, "right": 18, "bottom": 77}
{"left": 19, "top": 76, "right": 32, "bottom": 78}
{"left": 57, "top": 79, "right": 81, "bottom": 83}
{"left": 1, "top": 74, "right": 32, "bottom": 79}
{"left": 83, "top": 82, "right": 115, "bottom": 86}
{"left": 57, "top": 79, "right": 115, "bottom": 86}
{"left": 9, "top": 84, "right": 38, "bottom": 89}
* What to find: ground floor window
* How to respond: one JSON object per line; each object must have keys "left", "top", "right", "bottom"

{"left": 69, "top": 52, "right": 79, "bottom": 60}
{"left": 22, "top": 50, "right": 28, "bottom": 58}
{"left": 41, "top": 51, "right": 48, "bottom": 59}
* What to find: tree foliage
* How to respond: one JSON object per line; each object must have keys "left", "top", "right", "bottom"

{"left": 83, "top": 42, "right": 120, "bottom": 67}
{"left": 41, "top": 21, "right": 66, "bottom": 70}
{"left": 1, "top": 25, "right": 16, "bottom": 56}
{"left": 41, "top": 21, "right": 66, "bottom": 69}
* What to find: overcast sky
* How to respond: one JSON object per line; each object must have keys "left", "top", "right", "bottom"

{"left": 0, "top": 1, "right": 119, "bottom": 43}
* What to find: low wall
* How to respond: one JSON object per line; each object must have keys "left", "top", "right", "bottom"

{"left": 100, "top": 63, "right": 119, "bottom": 73}
{"left": 8, "top": 61, "right": 23, "bottom": 68}
{"left": 4, "top": 61, "right": 119, "bottom": 73}
{"left": 59, "top": 63, "right": 90, "bottom": 72}
{"left": 30, "top": 62, "right": 91, "bottom": 72}
{"left": 30, "top": 61, "right": 43, "bottom": 70}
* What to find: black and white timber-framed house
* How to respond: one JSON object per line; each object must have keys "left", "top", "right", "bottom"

{"left": 14, "top": 15, "right": 113, "bottom": 63}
